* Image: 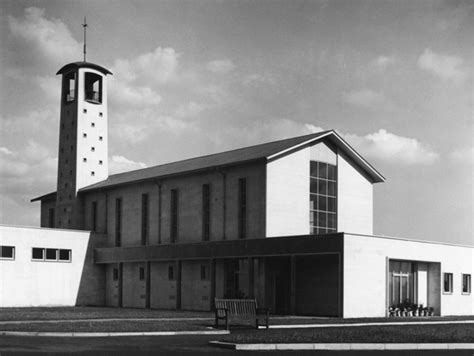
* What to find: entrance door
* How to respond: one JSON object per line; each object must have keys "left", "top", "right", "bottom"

{"left": 391, "top": 273, "right": 411, "bottom": 306}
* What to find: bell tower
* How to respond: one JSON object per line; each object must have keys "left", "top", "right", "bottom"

{"left": 55, "top": 62, "right": 112, "bottom": 228}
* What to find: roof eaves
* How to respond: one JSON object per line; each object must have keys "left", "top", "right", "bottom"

{"left": 329, "top": 130, "right": 385, "bottom": 183}
{"left": 266, "top": 130, "right": 333, "bottom": 160}
{"left": 31, "top": 191, "right": 56, "bottom": 202}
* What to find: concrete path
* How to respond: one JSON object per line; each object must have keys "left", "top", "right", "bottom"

{"left": 262, "top": 319, "right": 474, "bottom": 329}
{"left": 209, "top": 341, "right": 474, "bottom": 351}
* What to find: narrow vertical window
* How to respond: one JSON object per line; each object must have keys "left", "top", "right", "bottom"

{"left": 48, "top": 208, "right": 55, "bottom": 228}
{"left": 141, "top": 193, "right": 149, "bottom": 245}
{"left": 170, "top": 189, "right": 178, "bottom": 243}
{"left": 91, "top": 201, "right": 98, "bottom": 232}
{"left": 168, "top": 265, "right": 175, "bottom": 280}
{"left": 462, "top": 274, "right": 471, "bottom": 294}
{"left": 113, "top": 268, "right": 119, "bottom": 281}
{"left": 64, "top": 72, "right": 75, "bottom": 102}
{"left": 238, "top": 178, "right": 247, "bottom": 239}
{"left": 84, "top": 72, "right": 102, "bottom": 103}
{"left": 115, "top": 198, "right": 122, "bottom": 247}
{"left": 139, "top": 267, "right": 145, "bottom": 281}
{"left": 202, "top": 184, "right": 211, "bottom": 241}
{"left": 443, "top": 272, "right": 453, "bottom": 293}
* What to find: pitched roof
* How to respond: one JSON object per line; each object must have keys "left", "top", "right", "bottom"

{"left": 78, "top": 130, "right": 384, "bottom": 193}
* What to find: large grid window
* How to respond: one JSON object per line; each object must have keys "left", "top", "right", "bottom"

{"left": 202, "top": 184, "right": 211, "bottom": 241}
{"left": 141, "top": 193, "right": 149, "bottom": 245}
{"left": 170, "top": 189, "right": 179, "bottom": 243}
{"left": 115, "top": 198, "right": 122, "bottom": 247}
{"left": 0, "top": 246, "right": 15, "bottom": 260}
{"left": 310, "top": 161, "right": 337, "bottom": 234}
{"left": 443, "top": 272, "right": 453, "bottom": 293}
{"left": 238, "top": 178, "right": 247, "bottom": 239}
{"left": 462, "top": 274, "right": 471, "bottom": 294}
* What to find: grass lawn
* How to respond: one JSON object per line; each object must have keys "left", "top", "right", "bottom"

{"left": 0, "top": 307, "right": 213, "bottom": 321}
{"left": 220, "top": 324, "right": 474, "bottom": 344}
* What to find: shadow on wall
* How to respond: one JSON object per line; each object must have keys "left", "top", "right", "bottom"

{"left": 75, "top": 233, "right": 108, "bottom": 306}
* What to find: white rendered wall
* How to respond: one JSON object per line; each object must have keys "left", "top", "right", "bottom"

{"left": 266, "top": 146, "right": 310, "bottom": 237}
{"left": 0, "top": 225, "right": 91, "bottom": 307}
{"left": 75, "top": 67, "right": 109, "bottom": 191}
{"left": 337, "top": 151, "right": 373, "bottom": 235}
{"left": 343, "top": 233, "right": 474, "bottom": 318}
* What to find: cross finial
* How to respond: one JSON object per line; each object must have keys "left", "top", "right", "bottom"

{"left": 83, "top": 17, "right": 88, "bottom": 62}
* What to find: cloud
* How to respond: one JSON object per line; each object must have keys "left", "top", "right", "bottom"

{"left": 206, "top": 59, "right": 236, "bottom": 74}
{"left": 343, "top": 129, "right": 439, "bottom": 165}
{"left": 8, "top": 7, "right": 81, "bottom": 66}
{"left": 370, "top": 55, "right": 397, "bottom": 69}
{"left": 112, "top": 47, "right": 180, "bottom": 85}
{"left": 242, "top": 73, "right": 276, "bottom": 87}
{"left": 342, "top": 89, "right": 392, "bottom": 110}
{"left": 450, "top": 146, "right": 474, "bottom": 164}
{"left": 417, "top": 48, "right": 468, "bottom": 83}
{"left": 110, "top": 83, "right": 162, "bottom": 107}
{"left": 109, "top": 155, "right": 147, "bottom": 174}
{"left": 175, "top": 101, "right": 206, "bottom": 118}
{"left": 208, "top": 118, "right": 325, "bottom": 149}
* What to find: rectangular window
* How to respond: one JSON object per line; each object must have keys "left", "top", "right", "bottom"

{"left": 238, "top": 178, "right": 247, "bottom": 239}
{"left": 46, "top": 248, "right": 57, "bottom": 261}
{"left": 115, "top": 198, "right": 122, "bottom": 247}
{"left": 84, "top": 72, "right": 102, "bottom": 103}
{"left": 202, "top": 184, "right": 211, "bottom": 241}
{"left": 443, "top": 272, "right": 453, "bottom": 293}
{"left": 48, "top": 208, "right": 55, "bottom": 228}
{"left": 462, "top": 274, "right": 471, "bottom": 294}
{"left": 0, "top": 246, "right": 15, "bottom": 260}
{"left": 170, "top": 189, "right": 178, "bottom": 243}
{"left": 91, "top": 201, "right": 98, "bottom": 232}
{"left": 64, "top": 72, "right": 75, "bottom": 102}
{"left": 168, "top": 265, "right": 175, "bottom": 280}
{"left": 113, "top": 268, "right": 119, "bottom": 281}
{"left": 141, "top": 193, "right": 149, "bottom": 245}
{"left": 310, "top": 161, "right": 337, "bottom": 235}
{"left": 200, "top": 265, "right": 208, "bottom": 280}
{"left": 59, "top": 249, "right": 71, "bottom": 262}
{"left": 139, "top": 267, "right": 145, "bottom": 281}
{"left": 32, "top": 248, "right": 44, "bottom": 260}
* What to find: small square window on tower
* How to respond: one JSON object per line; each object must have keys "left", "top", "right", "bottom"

{"left": 99, "top": 160, "right": 103, "bottom": 165}
{"left": 83, "top": 109, "right": 87, "bottom": 114}
{"left": 99, "top": 136, "right": 103, "bottom": 141}
{"left": 91, "top": 171, "right": 95, "bottom": 176}
{"left": 91, "top": 123, "right": 95, "bottom": 127}
{"left": 99, "top": 112, "right": 103, "bottom": 117}
{"left": 83, "top": 158, "right": 87, "bottom": 162}
{"left": 91, "top": 147, "right": 95, "bottom": 152}
{"left": 83, "top": 133, "right": 87, "bottom": 138}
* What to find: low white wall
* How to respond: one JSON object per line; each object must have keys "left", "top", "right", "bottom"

{"left": 343, "top": 233, "right": 474, "bottom": 318}
{"left": 0, "top": 225, "right": 92, "bottom": 307}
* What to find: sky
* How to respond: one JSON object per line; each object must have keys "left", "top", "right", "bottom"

{"left": 0, "top": 0, "right": 472, "bottom": 245}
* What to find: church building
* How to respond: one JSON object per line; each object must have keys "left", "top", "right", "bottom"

{"left": 1, "top": 60, "right": 472, "bottom": 318}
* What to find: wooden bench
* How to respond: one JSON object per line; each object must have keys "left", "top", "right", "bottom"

{"left": 214, "top": 298, "right": 270, "bottom": 329}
